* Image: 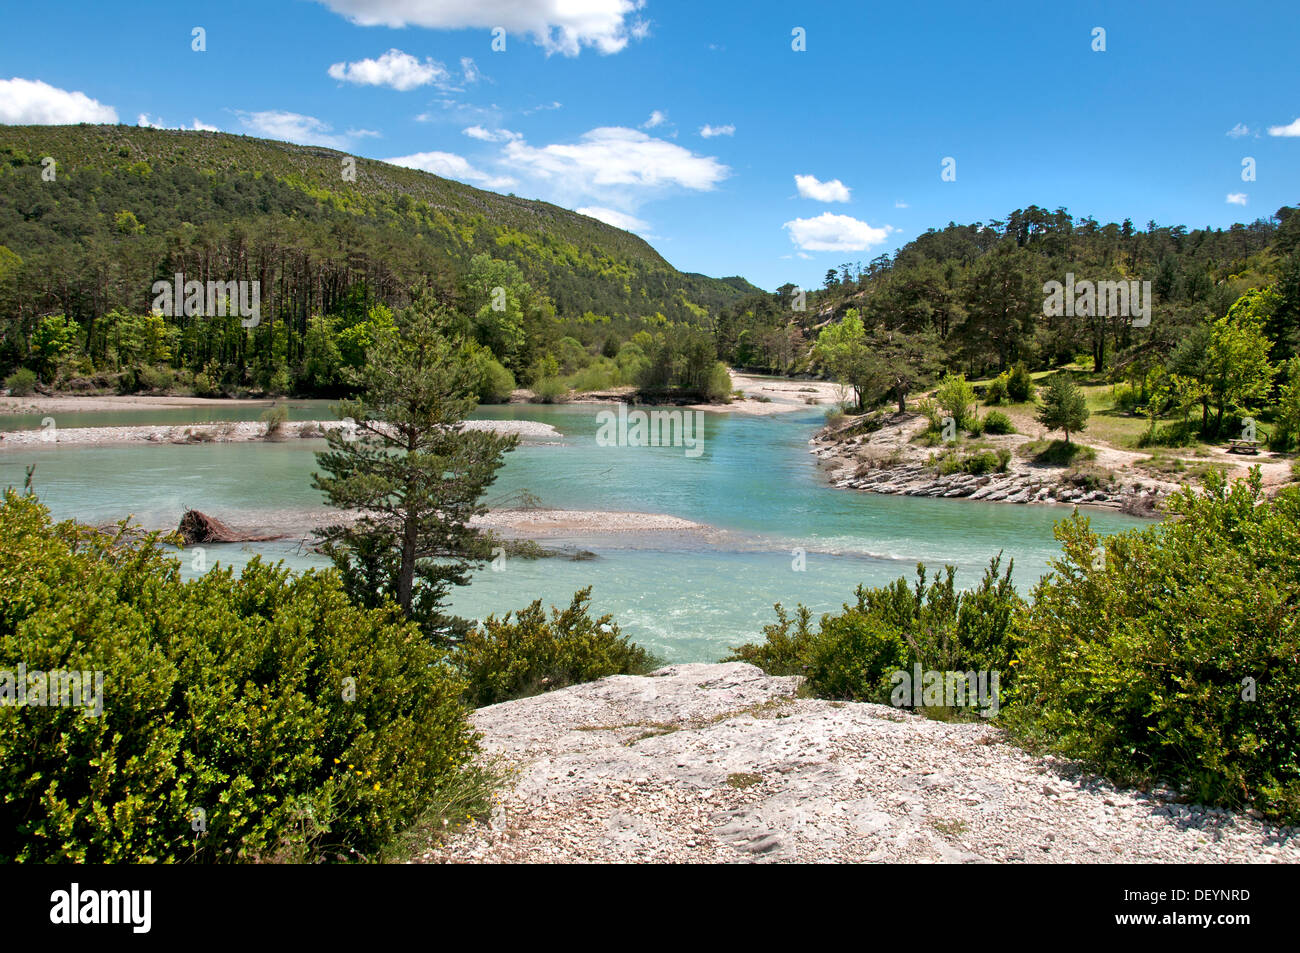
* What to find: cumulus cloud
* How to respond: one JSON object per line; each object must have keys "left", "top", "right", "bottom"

{"left": 795, "top": 174, "right": 851, "bottom": 203}
{"left": 1226, "top": 192, "right": 1248, "bottom": 206}
{"left": 236, "top": 110, "right": 375, "bottom": 149}
{"left": 576, "top": 206, "right": 651, "bottom": 233}
{"left": 384, "top": 150, "right": 517, "bottom": 190}
{"left": 642, "top": 110, "right": 668, "bottom": 129}
{"left": 463, "top": 125, "right": 521, "bottom": 142}
{"left": 0, "top": 77, "right": 117, "bottom": 124}
{"left": 138, "top": 113, "right": 219, "bottom": 132}
{"left": 783, "top": 213, "right": 893, "bottom": 252}
{"left": 501, "top": 127, "right": 728, "bottom": 192}
{"left": 699, "top": 123, "right": 734, "bottom": 138}
{"left": 328, "top": 49, "right": 449, "bottom": 90}
{"left": 1268, "top": 117, "right": 1300, "bottom": 137}
{"left": 1226, "top": 122, "right": 1251, "bottom": 138}
{"left": 311, "top": 0, "right": 645, "bottom": 56}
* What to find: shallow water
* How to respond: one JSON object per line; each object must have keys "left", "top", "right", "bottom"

{"left": 1, "top": 402, "right": 1150, "bottom": 662}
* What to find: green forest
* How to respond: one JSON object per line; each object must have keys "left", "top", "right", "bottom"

{"left": 717, "top": 203, "right": 1300, "bottom": 446}
{"left": 0, "top": 124, "right": 755, "bottom": 401}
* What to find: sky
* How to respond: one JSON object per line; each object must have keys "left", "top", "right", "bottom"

{"left": 1, "top": 0, "right": 1298, "bottom": 292}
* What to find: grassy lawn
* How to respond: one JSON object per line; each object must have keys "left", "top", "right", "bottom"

{"left": 972, "top": 366, "right": 1222, "bottom": 454}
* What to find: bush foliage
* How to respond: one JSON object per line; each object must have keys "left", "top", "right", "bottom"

{"left": 0, "top": 492, "right": 478, "bottom": 863}
{"left": 456, "top": 587, "right": 657, "bottom": 707}
{"left": 1008, "top": 471, "right": 1300, "bottom": 821}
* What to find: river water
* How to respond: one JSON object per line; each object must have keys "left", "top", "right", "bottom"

{"left": 0, "top": 401, "right": 1148, "bottom": 662}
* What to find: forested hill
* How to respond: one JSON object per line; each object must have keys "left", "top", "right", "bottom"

{"left": 717, "top": 203, "right": 1300, "bottom": 379}
{"left": 0, "top": 123, "right": 758, "bottom": 327}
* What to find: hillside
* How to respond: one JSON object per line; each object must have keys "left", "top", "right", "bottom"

{"left": 0, "top": 124, "right": 758, "bottom": 326}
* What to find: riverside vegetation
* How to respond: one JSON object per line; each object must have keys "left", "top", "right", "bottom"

{"left": 0, "top": 125, "right": 746, "bottom": 406}
{"left": 2, "top": 126, "right": 1298, "bottom": 859}
{"left": 4, "top": 290, "right": 1297, "bottom": 861}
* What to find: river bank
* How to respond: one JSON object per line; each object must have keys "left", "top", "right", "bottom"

{"left": 0, "top": 417, "right": 560, "bottom": 449}
{"left": 813, "top": 410, "right": 1191, "bottom": 515}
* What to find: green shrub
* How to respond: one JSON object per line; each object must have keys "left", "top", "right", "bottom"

{"left": 982, "top": 410, "right": 1016, "bottom": 435}
{"left": 935, "top": 373, "right": 977, "bottom": 430}
{"left": 0, "top": 492, "right": 478, "bottom": 863}
{"left": 984, "top": 374, "right": 1008, "bottom": 405}
{"left": 1112, "top": 382, "right": 1142, "bottom": 413}
{"left": 704, "top": 362, "right": 733, "bottom": 402}
{"left": 260, "top": 404, "right": 289, "bottom": 439}
{"left": 804, "top": 611, "right": 909, "bottom": 703}
{"left": 1006, "top": 362, "right": 1035, "bottom": 403}
{"left": 267, "top": 367, "right": 292, "bottom": 397}
{"left": 3, "top": 367, "right": 37, "bottom": 397}
{"left": 530, "top": 376, "right": 568, "bottom": 403}
{"left": 567, "top": 360, "right": 618, "bottom": 392}
{"left": 476, "top": 357, "right": 516, "bottom": 404}
{"left": 934, "top": 448, "right": 1010, "bottom": 476}
{"left": 729, "top": 558, "right": 1022, "bottom": 710}
{"left": 457, "top": 587, "right": 656, "bottom": 707}
{"left": 1008, "top": 472, "right": 1300, "bottom": 822}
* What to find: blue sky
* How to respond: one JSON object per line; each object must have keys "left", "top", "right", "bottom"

{"left": 2, "top": 0, "right": 1298, "bottom": 292}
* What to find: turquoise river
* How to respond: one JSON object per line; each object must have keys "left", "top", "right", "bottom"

{"left": 0, "top": 401, "right": 1149, "bottom": 662}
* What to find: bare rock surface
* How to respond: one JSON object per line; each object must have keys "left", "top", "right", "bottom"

{"left": 421, "top": 662, "right": 1300, "bottom": 864}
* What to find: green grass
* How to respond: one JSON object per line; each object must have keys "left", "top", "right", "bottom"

{"left": 1019, "top": 438, "right": 1097, "bottom": 466}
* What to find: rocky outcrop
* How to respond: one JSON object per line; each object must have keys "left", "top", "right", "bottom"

{"left": 419, "top": 663, "right": 1298, "bottom": 864}
{"left": 829, "top": 464, "right": 1158, "bottom": 510}
{"left": 811, "top": 411, "right": 1173, "bottom": 513}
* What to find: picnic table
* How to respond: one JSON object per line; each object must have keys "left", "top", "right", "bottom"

{"left": 1226, "top": 438, "right": 1260, "bottom": 455}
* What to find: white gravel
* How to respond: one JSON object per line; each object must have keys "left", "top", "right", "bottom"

{"left": 0, "top": 418, "right": 559, "bottom": 449}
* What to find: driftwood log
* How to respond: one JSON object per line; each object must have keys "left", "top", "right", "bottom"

{"left": 177, "top": 509, "right": 283, "bottom": 545}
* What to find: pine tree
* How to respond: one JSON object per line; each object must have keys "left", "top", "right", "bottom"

{"left": 312, "top": 293, "right": 518, "bottom": 642}
{"left": 1036, "top": 372, "right": 1090, "bottom": 444}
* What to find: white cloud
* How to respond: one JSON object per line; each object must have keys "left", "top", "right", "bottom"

{"left": 794, "top": 173, "right": 851, "bottom": 203}
{"left": 643, "top": 110, "right": 668, "bottom": 129}
{"left": 1226, "top": 122, "right": 1251, "bottom": 138}
{"left": 463, "top": 125, "right": 520, "bottom": 142}
{"left": 1226, "top": 192, "right": 1248, "bottom": 206}
{"left": 699, "top": 123, "right": 734, "bottom": 138}
{"left": 312, "top": 0, "right": 644, "bottom": 56}
{"left": 783, "top": 213, "right": 893, "bottom": 252}
{"left": 384, "top": 150, "right": 517, "bottom": 190}
{"left": 0, "top": 77, "right": 117, "bottom": 124}
{"left": 138, "top": 113, "right": 220, "bottom": 132}
{"left": 1268, "top": 117, "right": 1300, "bottom": 137}
{"left": 237, "top": 110, "right": 368, "bottom": 149}
{"left": 501, "top": 127, "right": 728, "bottom": 193}
{"left": 328, "top": 49, "right": 449, "bottom": 90}
{"left": 576, "top": 206, "right": 650, "bottom": 233}
{"left": 894, "top": 199, "right": 909, "bottom": 209}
